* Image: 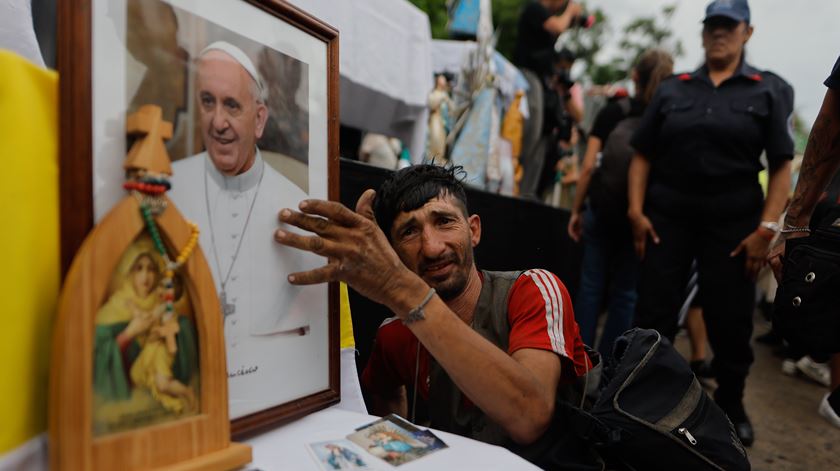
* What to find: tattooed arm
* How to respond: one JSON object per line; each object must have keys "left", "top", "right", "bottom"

{"left": 768, "top": 88, "right": 840, "bottom": 279}
{"left": 786, "top": 89, "right": 840, "bottom": 227}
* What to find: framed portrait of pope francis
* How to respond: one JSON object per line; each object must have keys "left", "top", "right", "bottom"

{"left": 57, "top": 0, "right": 340, "bottom": 440}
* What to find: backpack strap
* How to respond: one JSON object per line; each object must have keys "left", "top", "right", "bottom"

{"left": 556, "top": 400, "right": 620, "bottom": 446}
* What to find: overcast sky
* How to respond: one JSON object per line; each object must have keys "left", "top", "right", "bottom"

{"left": 578, "top": 0, "right": 840, "bottom": 128}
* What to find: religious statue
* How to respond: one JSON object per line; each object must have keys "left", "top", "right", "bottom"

{"left": 426, "top": 74, "right": 453, "bottom": 162}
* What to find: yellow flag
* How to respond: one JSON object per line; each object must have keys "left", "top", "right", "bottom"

{"left": 339, "top": 282, "right": 355, "bottom": 349}
{"left": 0, "top": 50, "right": 59, "bottom": 454}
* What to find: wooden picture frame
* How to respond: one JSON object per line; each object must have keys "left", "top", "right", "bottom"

{"left": 57, "top": 0, "right": 340, "bottom": 446}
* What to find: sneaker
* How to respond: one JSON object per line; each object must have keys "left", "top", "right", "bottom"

{"left": 781, "top": 359, "right": 798, "bottom": 376}
{"left": 818, "top": 393, "right": 840, "bottom": 429}
{"left": 795, "top": 356, "right": 831, "bottom": 387}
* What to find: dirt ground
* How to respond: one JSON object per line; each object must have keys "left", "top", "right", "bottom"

{"left": 672, "top": 315, "right": 840, "bottom": 471}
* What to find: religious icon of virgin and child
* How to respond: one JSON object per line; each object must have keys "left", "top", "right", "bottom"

{"left": 365, "top": 428, "right": 428, "bottom": 465}
{"left": 92, "top": 234, "right": 200, "bottom": 435}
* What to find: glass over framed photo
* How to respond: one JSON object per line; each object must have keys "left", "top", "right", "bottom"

{"left": 59, "top": 0, "right": 340, "bottom": 439}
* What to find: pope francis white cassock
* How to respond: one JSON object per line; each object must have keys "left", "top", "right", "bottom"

{"left": 169, "top": 41, "right": 316, "bottom": 360}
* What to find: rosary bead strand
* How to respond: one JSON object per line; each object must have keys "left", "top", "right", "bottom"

{"left": 127, "top": 173, "right": 200, "bottom": 317}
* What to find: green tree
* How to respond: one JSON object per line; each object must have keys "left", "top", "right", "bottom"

{"left": 614, "top": 4, "right": 684, "bottom": 74}
{"left": 407, "top": 0, "right": 527, "bottom": 58}
{"left": 409, "top": 1, "right": 683, "bottom": 86}
{"left": 493, "top": 0, "right": 528, "bottom": 61}
{"left": 562, "top": 6, "right": 616, "bottom": 84}
{"left": 587, "top": 4, "right": 684, "bottom": 85}
{"left": 407, "top": 0, "right": 449, "bottom": 39}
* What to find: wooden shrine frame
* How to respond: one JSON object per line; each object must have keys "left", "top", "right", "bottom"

{"left": 56, "top": 0, "right": 340, "bottom": 450}
{"left": 51, "top": 194, "right": 252, "bottom": 469}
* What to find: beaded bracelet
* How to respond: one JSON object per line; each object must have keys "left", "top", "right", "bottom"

{"left": 780, "top": 225, "right": 811, "bottom": 234}
{"left": 403, "top": 288, "right": 436, "bottom": 325}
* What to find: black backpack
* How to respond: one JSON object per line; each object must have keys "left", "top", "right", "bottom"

{"left": 588, "top": 99, "right": 640, "bottom": 221}
{"left": 565, "top": 329, "right": 751, "bottom": 471}
{"left": 773, "top": 199, "right": 840, "bottom": 357}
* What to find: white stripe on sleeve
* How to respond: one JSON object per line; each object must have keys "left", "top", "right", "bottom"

{"left": 531, "top": 269, "right": 564, "bottom": 355}
{"left": 538, "top": 269, "right": 567, "bottom": 356}
{"left": 524, "top": 269, "right": 560, "bottom": 353}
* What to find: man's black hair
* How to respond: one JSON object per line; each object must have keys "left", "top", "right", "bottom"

{"left": 374, "top": 164, "right": 469, "bottom": 240}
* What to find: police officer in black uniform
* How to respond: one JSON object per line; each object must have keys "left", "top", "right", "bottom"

{"left": 627, "top": 0, "right": 794, "bottom": 447}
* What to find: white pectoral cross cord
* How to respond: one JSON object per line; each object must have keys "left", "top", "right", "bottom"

{"left": 220, "top": 290, "right": 236, "bottom": 319}
{"left": 204, "top": 159, "right": 265, "bottom": 325}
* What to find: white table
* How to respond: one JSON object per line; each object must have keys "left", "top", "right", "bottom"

{"left": 245, "top": 407, "right": 540, "bottom": 470}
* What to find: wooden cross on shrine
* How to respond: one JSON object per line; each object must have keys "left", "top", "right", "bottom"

{"left": 125, "top": 104, "right": 174, "bottom": 176}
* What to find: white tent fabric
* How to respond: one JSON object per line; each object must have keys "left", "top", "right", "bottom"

{"left": 289, "top": 0, "right": 434, "bottom": 161}
{"left": 0, "top": 0, "right": 45, "bottom": 67}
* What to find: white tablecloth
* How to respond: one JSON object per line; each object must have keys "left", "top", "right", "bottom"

{"left": 245, "top": 407, "right": 540, "bottom": 470}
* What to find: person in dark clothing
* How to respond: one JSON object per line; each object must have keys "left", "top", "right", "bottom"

{"left": 513, "top": 0, "right": 583, "bottom": 199}
{"left": 568, "top": 49, "right": 674, "bottom": 358}
{"left": 768, "top": 55, "right": 840, "bottom": 430}
{"left": 627, "top": 0, "right": 794, "bottom": 447}
{"left": 535, "top": 48, "right": 583, "bottom": 198}
{"left": 513, "top": 1, "right": 582, "bottom": 77}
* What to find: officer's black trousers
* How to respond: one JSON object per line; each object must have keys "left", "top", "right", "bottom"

{"left": 634, "top": 183, "right": 762, "bottom": 413}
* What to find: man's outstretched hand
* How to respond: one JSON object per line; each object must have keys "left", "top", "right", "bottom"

{"left": 275, "top": 189, "right": 425, "bottom": 313}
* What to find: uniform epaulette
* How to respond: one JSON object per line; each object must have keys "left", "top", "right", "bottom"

{"left": 758, "top": 70, "right": 794, "bottom": 92}
{"left": 759, "top": 70, "right": 786, "bottom": 83}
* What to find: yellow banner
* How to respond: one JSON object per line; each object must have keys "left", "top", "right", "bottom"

{"left": 0, "top": 50, "right": 59, "bottom": 455}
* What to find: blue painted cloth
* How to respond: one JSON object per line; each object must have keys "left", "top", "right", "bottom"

{"left": 450, "top": 88, "right": 497, "bottom": 189}
{"left": 448, "top": 0, "right": 480, "bottom": 37}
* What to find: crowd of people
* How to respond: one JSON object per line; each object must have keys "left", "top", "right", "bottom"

{"left": 510, "top": 0, "right": 835, "bottom": 449}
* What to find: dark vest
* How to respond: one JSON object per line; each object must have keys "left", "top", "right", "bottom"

{"left": 427, "top": 270, "right": 602, "bottom": 468}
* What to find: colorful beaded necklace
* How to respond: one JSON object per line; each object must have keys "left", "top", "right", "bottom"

{"left": 125, "top": 171, "right": 199, "bottom": 317}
